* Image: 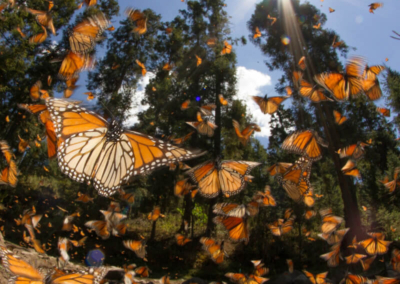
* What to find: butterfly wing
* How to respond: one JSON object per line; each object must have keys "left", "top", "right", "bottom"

{"left": 0, "top": 246, "right": 44, "bottom": 282}
{"left": 187, "top": 160, "right": 219, "bottom": 197}
{"left": 219, "top": 161, "right": 260, "bottom": 197}
{"left": 214, "top": 216, "right": 249, "bottom": 243}
{"left": 314, "top": 73, "right": 347, "bottom": 101}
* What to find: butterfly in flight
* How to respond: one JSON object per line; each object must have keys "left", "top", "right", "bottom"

{"left": 45, "top": 98, "right": 205, "bottom": 196}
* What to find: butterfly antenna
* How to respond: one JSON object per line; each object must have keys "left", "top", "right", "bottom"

{"left": 99, "top": 98, "right": 116, "bottom": 122}
{"left": 391, "top": 30, "right": 400, "bottom": 40}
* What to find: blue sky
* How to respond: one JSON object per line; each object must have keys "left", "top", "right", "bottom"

{"left": 71, "top": 0, "right": 400, "bottom": 146}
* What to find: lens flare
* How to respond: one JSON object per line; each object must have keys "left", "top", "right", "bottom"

{"left": 281, "top": 35, "right": 291, "bottom": 45}
{"left": 196, "top": 96, "right": 201, "bottom": 102}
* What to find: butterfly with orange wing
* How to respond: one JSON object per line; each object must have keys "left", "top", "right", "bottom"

{"left": 369, "top": 3, "right": 383, "bottom": 13}
{"left": 252, "top": 94, "right": 289, "bottom": 114}
{"left": 232, "top": 120, "right": 261, "bottom": 146}
{"left": 200, "top": 237, "right": 227, "bottom": 264}
{"left": 268, "top": 218, "right": 294, "bottom": 237}
{"left": 123, "top": 239, "right": 147, "bottom": 260}
{"left": 186, "top": 158, "right": 260, "bottom": 198}
{"left": 186, "top": 112, "right": 217, "bottom": 137}
{"left": 126, "top": 8, "right": 147, "bottom": 35}
{"left": 359, "top": 233, "right": 392, "bottom": 255}
{"left": 45, "top": 98, "right": 204, "bottom": 196}
{"left": 299, "top": 79, "right": 333, "bottom": 103}
{"left": 282, "top": 130, "right": 328, "bottom": 161}
{"left": 314, "top": 56, "right": 366, "bottom": 101}
{"left": 333, "top": 110, "right": 347, "bottom": 125}
{"left": 252, "top": 185, "right": 276, "bottom": 207}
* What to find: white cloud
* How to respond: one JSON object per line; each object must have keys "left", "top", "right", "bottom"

{"left": 124, "top": 72, "right": 155, "bottom": 127}
{"left": 235, "top": 66, "right": 272, "bottom": 138}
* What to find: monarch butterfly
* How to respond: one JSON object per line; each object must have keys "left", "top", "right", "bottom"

{"left": 282, "top": 130, "right": 327, "bottom": 161}
{"left": 58, "top": 237, "right": 74, "bottom": 262}
{"left": 0, "top": 141, "right": 14, "bottom": 165}
{"left": 181, "top": 99, "right": 190, "bottom": 110}
{"left": 268, "top": 218, "right": 294, "bottom": 237}
{"left": 278, "top": 165, "right": 311, "bottom": 203}
{"left": 186, "top": 159, "right": 260, "bottom": 198}
{"left": 363, "top": 65, "right": 385, "bottom": 81}
{"left": 267, "top": 14, "right": 277, "bottom": 25}
{"left": 199, "top": 104, "right": 216, "bottom": 116}
{"left": 175, "top": 234, "right": 191, "bottom": 246}
{"left": 123, "top": 240, "right": 147, "bottom": 259}
{"left": 221, "top": 41, "right": 232, "bottom": 55}
{"left": 39, "top": 90, "right": 50, "bottom": 100}
{"left": 84, "top": 92, "right": 95, "bottom": 101}
{"left": 148, "top": 206, "right": 165, "bottom": 221}
{"left": 85, "top": 220, "right": 109, "bottom": 239}
{"left": 333, "top": 110, "right": 347, "bottom": 125}
{"left": 0, "top": 157, "right": 18, "bottom": 187}
{"left": 62, "top": 212, "right": 79, "bottom": 231}
{"left": 342, "top": 159, "right": 357, "bottom": 175}
{"left": 345, "top": 253, "right": 367, "bottom": 264}
{"left": 320, "top": 243, "right": 341, "bottom": 267}
{"left": 174, "top": 179, "right": 194, "bottom": 197}
{"left": 29, "top": 25, "right": 47, "bottom": 44}
{"left": 165, "top": 27, "right": 173, "bottom": 34}
{"left": 76, "top": 192, "right": 94, "bottom": 203}
{"left": 304, "top": 210, "right": 316, "bottom": 220}
{"left": 15, "top": 27, "right": 26, "bottom": 38}
{"left": 213, "top": 202, "right": 256, "bottom": 218}
{"left": 26, "top": 8, "right": 56, "bottom": 35}
{"left": 376, "top": 107, "right": 390, "bottom": 117}
{"left": 314, "top": 56, "right": 366, "bottom": 101}
{"left": 285, "top": 86, "right": 293, "bottom": 97}
{"left": 214, "top": 216, "right": 249, "bottom": 243}
{"left": 118, "top": 188, "right": 134, "bottom": 203}
{"left": 200, "top": 238, "right": 227, "bottom": 264}
{"left": 18, "top": 104, "right": 57, "bottom": 159}
{"left": 186, "top": 112, "right": 217, "bottom": 137}
{"left": 252, "top": 95, "right": 288, "bottom": 114}
{"left": 135, "top": 266, "right": 151, "bottom": 277}
{"left": 136, "top": 59, "right": 147, "bottom": 76}
{"left": 336, "top": 141, "right": 370, "bottom": 161}
{"left": 359, "top": 232, "right": 391, "bottom": 255}
{"left": 267, "top": 162, "right": 293, "bottom": 176}
{"left": 360, "top": 255, "right": 376, "bottom": 271}
{"left": 45, "top": 98, "right": 204, "bottom": 196}
{"left": 284, "top": 208, "right": 293, "bottom": 220}
{"left": 286, "top": 259, "right": 294, "bottom": 273}
{"left": 341, "top": 160, "right": 361, "bottom": 178}
{"left": 30, "top": 81, "right": 42, "bottom": 101}
{"left": 58, "top": 52, "right": 93, "bottom": 80}
{"left": 302, "top": 271, "right": 328, "bottom": 284}
{"left": 125, "top": 8, "right": 147, "bottom": 35}
{"left": 252, "top": 185, "right": 276, "bottom": 207}
{"left": 313, "top": 23, "right": 321, "bottom": 29}
{"left": 162, "top": 62, "right": 174, "bottom": 71}
{"left": 18, "top": 135, "right": 29, "bottom": 153}
{"left": 329, "top": 7, "right": 335, "bottom": 13}
{"left": 253, "top": 27, "right": 261, "bottom": 39}
{"left": 331, "top": 35, "right": 344, "bottom": 48}
{"left": 195, "top": 55, "right": 202, "bottom": 66}
{"left": 298, "top": 56, "right": 306, "bottom": 71}
{"left": 232, "top": 120, "right": 261, "bottom": 146}
{"left": 368, "top": 2, "right": 383, "bottom": 13}
{"left": 363, "top": 78, "right": 383, "bottom": 101}
{"left": 319, "top": 208, "right": 343, "bottom": 235}
{"left": 160, "top": 275, "right": 170, "bottom": 284}
{"left": 219, "top": 94, "right": 228, "bottom": 106}
{"left": 207, "top": 37, "right": 217, "bottom": 46}
{"left": 251, "top": 260, "right": 269, "bottom": 277}
{"left": 64, "top": 76, "right": 79, "bottom": 98}
{"left": 299, "top": 80, "right": 333, "bottom": 103}
{"left": 69, "top": 12, "right": 109, "bottom": 54}
{"left": 292, "top": 71, "right": 303, "bottom": 88}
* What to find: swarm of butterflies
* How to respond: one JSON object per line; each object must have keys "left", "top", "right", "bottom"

{"left": 1, "top": 0, "right": 398, "bottom": 283}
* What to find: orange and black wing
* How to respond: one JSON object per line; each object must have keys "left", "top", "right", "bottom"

{"left": 214, "top": 216, "right": 249, "bottom": 243}
{"left": 186, "top": 160, "right": 218, "bottom": 198}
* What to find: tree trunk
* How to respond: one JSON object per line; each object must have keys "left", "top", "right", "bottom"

{"left": 179, "top": 194, "right": 194, "bottom": 232}
{"left": 316, "top": 104, "right": 364, "bottom": 241}
{"left": 150, "top": 220, "right": 157, "bottom": 241}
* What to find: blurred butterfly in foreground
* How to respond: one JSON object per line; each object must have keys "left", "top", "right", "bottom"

{"left": 186, "top": 112, "right": 217, "bottom": 137}
{"left": 368, "top": 3, "right": 383, "bottom": 13}
{"left": 252, "top": 94, "right": 289, "bottom": 114}
{"left": 314, "top": 56, "right": 366, "bottom": 101}
{"left": 0, "top": 246, "right": 108, "bottom": 284}
{"left": 45, "top": 98, "right": 205, "bottom": 196}
{"left": 126, "top": 7, "right": 147, "bottom": 35}
{"left": 232, "top": 120, "right": 261, "bottom": 146}
{"left": 187, "top": 159, "right": 260, "bottom": 198}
